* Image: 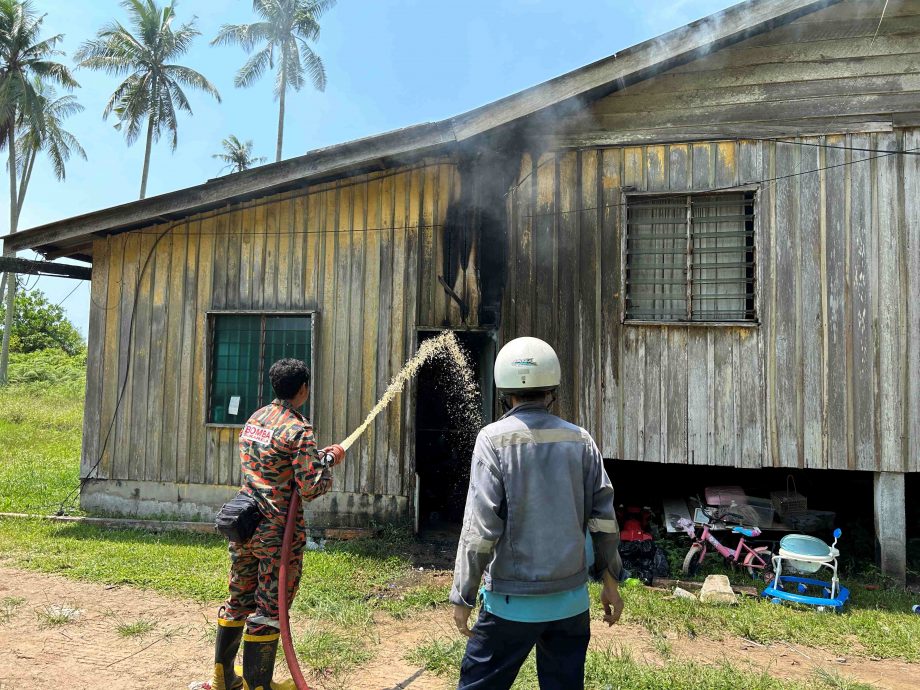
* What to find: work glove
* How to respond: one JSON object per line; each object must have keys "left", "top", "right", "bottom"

{"left": 320, "top": 444, "right": 346, "bottom": 467}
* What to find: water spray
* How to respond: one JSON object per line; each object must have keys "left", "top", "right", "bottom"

{"left": 277, "top": 331, "right": 480, "bottom": 689}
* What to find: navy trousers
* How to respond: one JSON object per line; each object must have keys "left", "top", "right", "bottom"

{"left": 457, "top": 609, "right": 591, "bottom": 690}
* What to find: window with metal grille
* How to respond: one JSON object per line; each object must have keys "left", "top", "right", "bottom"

{"left": 624, "top": 192, "right": 756, "bottom": 323}
{"left": 208, "top": 313, "right": 313, "bottom": 424}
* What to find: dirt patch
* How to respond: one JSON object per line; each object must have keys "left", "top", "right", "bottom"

{"left": 0, "top": 566, "right": 916, "bottom": 689}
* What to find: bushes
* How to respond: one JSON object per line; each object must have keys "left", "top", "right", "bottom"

{"left": 8, "top": 349, "right": 86, "bottom": 389}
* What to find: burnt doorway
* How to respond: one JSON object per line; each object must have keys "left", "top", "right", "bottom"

{"left": 415, "top": 330, "right": 495, "bottom": 531}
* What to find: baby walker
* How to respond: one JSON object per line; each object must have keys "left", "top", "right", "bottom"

{"left": 761, "top": 528, "right": 850, "bottom": 611}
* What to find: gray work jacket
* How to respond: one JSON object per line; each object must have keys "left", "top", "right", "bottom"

{"left": 450, "top": 402, "right": 622, "bottom": 607}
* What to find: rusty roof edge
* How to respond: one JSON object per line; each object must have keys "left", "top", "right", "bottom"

{"left": 4, "top": 120, "right": 455, "bottom": 253}
{"left": 3, "top": 0, "right": 840, "bottom": 255}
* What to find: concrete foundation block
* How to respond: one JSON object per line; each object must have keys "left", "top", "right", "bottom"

{"left": 873, "top": 471, "right": 906, "bottom": 586}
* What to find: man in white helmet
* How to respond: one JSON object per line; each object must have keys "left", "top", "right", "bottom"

{"left": 450, "top": 336, "right": 625, "bottom": 690}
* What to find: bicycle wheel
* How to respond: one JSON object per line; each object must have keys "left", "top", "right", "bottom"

{"left": 682, "top": 544, "right": 703, "bottom": 576}
{"left": 744, "top": 546, "right": 774, "bottom": 582}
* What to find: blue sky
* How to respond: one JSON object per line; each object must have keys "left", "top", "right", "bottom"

{"left": 13, "top": 0, "right": 732, "bottom": 335}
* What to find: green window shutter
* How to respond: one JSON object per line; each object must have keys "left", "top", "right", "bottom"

{"left": 261, "top": 316, "right": 312, "bottom": 417}
{"left": 209, "top": 315, "right": 261, "bottom": 423}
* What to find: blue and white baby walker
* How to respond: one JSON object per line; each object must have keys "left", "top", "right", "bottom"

{"left": 761, "top": 529, "right": 850, "bottom": 611}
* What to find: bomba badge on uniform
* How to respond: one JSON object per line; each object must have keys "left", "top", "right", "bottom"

{"left": 241, "top": 423, "right": 272, "bottom": 445}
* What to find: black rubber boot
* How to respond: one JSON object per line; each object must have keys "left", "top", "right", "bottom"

{"left": 242, "top": 632, "right": 281, "bottom": 690}
{"left": 211, "top": 618, "right": 244, "bottom": 690}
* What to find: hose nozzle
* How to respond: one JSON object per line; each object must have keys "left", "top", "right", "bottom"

{"left": 320, "top": 444, "right": 345, "bottom": 468}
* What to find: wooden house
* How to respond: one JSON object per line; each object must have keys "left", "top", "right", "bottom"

{"left": 6, "top": 0, "right": 918, "bottom": 580}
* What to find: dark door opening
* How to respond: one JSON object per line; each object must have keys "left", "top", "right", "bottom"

{"left": 415, "top": 330, "right": 495, "bottom": 532}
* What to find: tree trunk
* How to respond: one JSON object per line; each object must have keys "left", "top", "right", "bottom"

{"left": 0, "top": 124, "right": 20, "bottom": 385}
{"left": 275, "top": 70, "right": 286, "bottom": 163}
{"left": 139, "top": 116, "right": 155, "bottom": 199}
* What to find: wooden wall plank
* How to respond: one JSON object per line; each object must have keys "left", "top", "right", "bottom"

{"left": 330, "top": 185, "right": 352, "bottom": 453}
{"left": 401, "top": 167, "right": 422, "bottom": 494}
{"left": 291, "top": 196, "right": 305, "bottom": 309}
{"left": 278, "top": 196, "right": 293, "bottom": 308}
{"left": 579, "top": 149, "right": 600, "bottom": 437}
{"left": 799, "top": 142, "right": 823, "bottom": 468}
{"left": 875, "top": 132, "right": 903, "bottom": 472}
{"left": 773, "top": 142, "right": 800, "bottom": 468}
{"left": 666, "top": 144, "right": 690, "bottom": 465}
{"left": 534, "top": 151, "right": 556, "bottom": 361}
{"left": 614, "top": 53, "right": 920, "bottom": 100}
{"left": 113, "top": 232, "right": 139, "bottom": 480}
{"left": 738, "top": 140, "right": 765, "bottom": 469}
{"left": 176, "top": 221, "right": 199, "bottom": 484}
{"left": 905, "top": 128, "right": 920, "bottom": 473}
{"left": 359, "top": 177, "right": 379, "bottom": 493}
{"left": 373, "top": 173, "right": 395, "bottom": 495}
{"left": 556, "top": 152, "right": 577, "bottom": 424}
{"left": 516, "top": 153, "right": 535, "bottom": 334}
{"left": 239, "top": 204, "right": 253, "bottom": 309}
{"left": 146, "top": 232, "right": 170, "bottom": 481}
{"left": 600, "top": 147, "right": 623, "bottom": 458}
{"left": 823, "top": 137, "right": 849, "bottom": 470}
{"left": 211, "top": 213, "right": 228, "bottom": 309}
{"left": 160, "top": 226, "right": 187, "bottom": 483}
{"left": 263, "top": 199, "right": 279, "bottom": 308}
{"left": 418, "top": 167, "right": 436, "bottom": 326}
{"left": 346, "top": 179, "right": 367, "bottom": 493}
{"left": 82, "top": 240, "right": 108, "bottom": 478}
{"left": 191, "top": 218, "right": 215, "bottom": 484}
{"left": 387, "top": 171, "right": 408, "bottom": 496}
{"left": 225, "top": 208, "right": 242, "bottom": 309}
{"left": 99, "top": 234, "right": 125, "bottom": 479}
{"left": 251, "top": 204, "right": 266, "bottom": 310}
{"left": 849, "top": 134, "right": 877, "bottom": 471}
{"left": 435, "top": 164, "right": 453, "bottom": 325}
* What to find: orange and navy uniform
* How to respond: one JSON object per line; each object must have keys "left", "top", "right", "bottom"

{"left": 221, "top": 399, "right": 332, "bottom": 635}
{"left": 239, "top": 398, "right": 331, "bottom": 522}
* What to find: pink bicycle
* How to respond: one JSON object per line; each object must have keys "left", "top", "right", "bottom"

{"left": 676, "top": 511, "right": 774, "bottom": 582}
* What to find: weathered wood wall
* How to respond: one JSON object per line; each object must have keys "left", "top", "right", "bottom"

{"left": 82, "top": 161, "right": 468, "bottom": 520}
{"left": 503, "top": 132, "right": 920, "bottom": 472}
{"left": 499, "top": 0, "right": 920, "bottom": 472}
{"left": 551, "top": 0, "right": 920, "bottom": 147}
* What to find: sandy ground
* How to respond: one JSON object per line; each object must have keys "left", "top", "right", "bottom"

{"left": 0, "top": 565, "right": 916, "bottom": 690}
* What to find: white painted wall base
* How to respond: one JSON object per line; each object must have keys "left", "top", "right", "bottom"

{"left": 873, "top": 471, "right": 906, "bottom": 585}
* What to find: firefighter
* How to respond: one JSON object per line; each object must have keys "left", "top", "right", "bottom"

{"left": 450, "top": 337, "right": 625, "bottom": 690}
{"left": 210, "top": 358, "right": 345, "bottom": 690}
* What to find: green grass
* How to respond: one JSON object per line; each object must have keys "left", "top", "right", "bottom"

{"left": 4, "top": 370, "right": 919, "bottom": 679}
{"left": 36, "top": 603, "right": 80, "bottom": 629}
{"left": 1, "top": 595, "right": 26, "bottom": 624}
{"left": 115, "top": 617, "right": 157, "bottom": 638}
{"left": 407, "top": 640, "right": 879, "bottom": 690}
{"left": 0, "top": 381, "right": 84, "bottom": 515}
{"left": 609, "top": 580, "right": 920, "bottom": 661}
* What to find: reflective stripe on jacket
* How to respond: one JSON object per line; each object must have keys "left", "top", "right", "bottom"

{"left": 450, "top": 402, "right": 621, "bottom": 607}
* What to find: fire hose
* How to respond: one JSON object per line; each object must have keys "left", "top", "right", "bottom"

{"left": 278, "top": 445, "right": 344, "bottom": 690}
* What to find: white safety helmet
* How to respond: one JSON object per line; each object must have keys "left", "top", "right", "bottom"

{"left": 494, "top": 337, "right": 561, "bottom": 394}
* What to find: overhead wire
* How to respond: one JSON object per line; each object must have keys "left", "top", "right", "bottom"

{"left": 55, "top": 281, "right": 83, "bottom": 307}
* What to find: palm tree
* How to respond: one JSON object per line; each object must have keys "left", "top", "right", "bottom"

{"left": 213, "top": 0, "right": 335, "bottom": 163}
{"left": 75, "top": 0, "right": 220, "bottom": 200}
{"left": 15, "top": 78, "right": 85, "bottom": 213}
{"left": 0, "top": 78, "right": 85, "bottom": 307}
{"left": 213, "top": 134, "right": 266, "bottom": 174}
{"left": 0, "top": 0, "right": 79, "bottom": 385}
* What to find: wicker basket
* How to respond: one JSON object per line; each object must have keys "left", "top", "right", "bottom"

{"left": 771, "top": 476, "right": 807, "bottom": 518}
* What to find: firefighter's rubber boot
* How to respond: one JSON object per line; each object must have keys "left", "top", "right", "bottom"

{"left": 241, "top": 631, "right": 294, "bottom": 690}
{"left": 211, "top": 617, "right": 245, "bottom": 690}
